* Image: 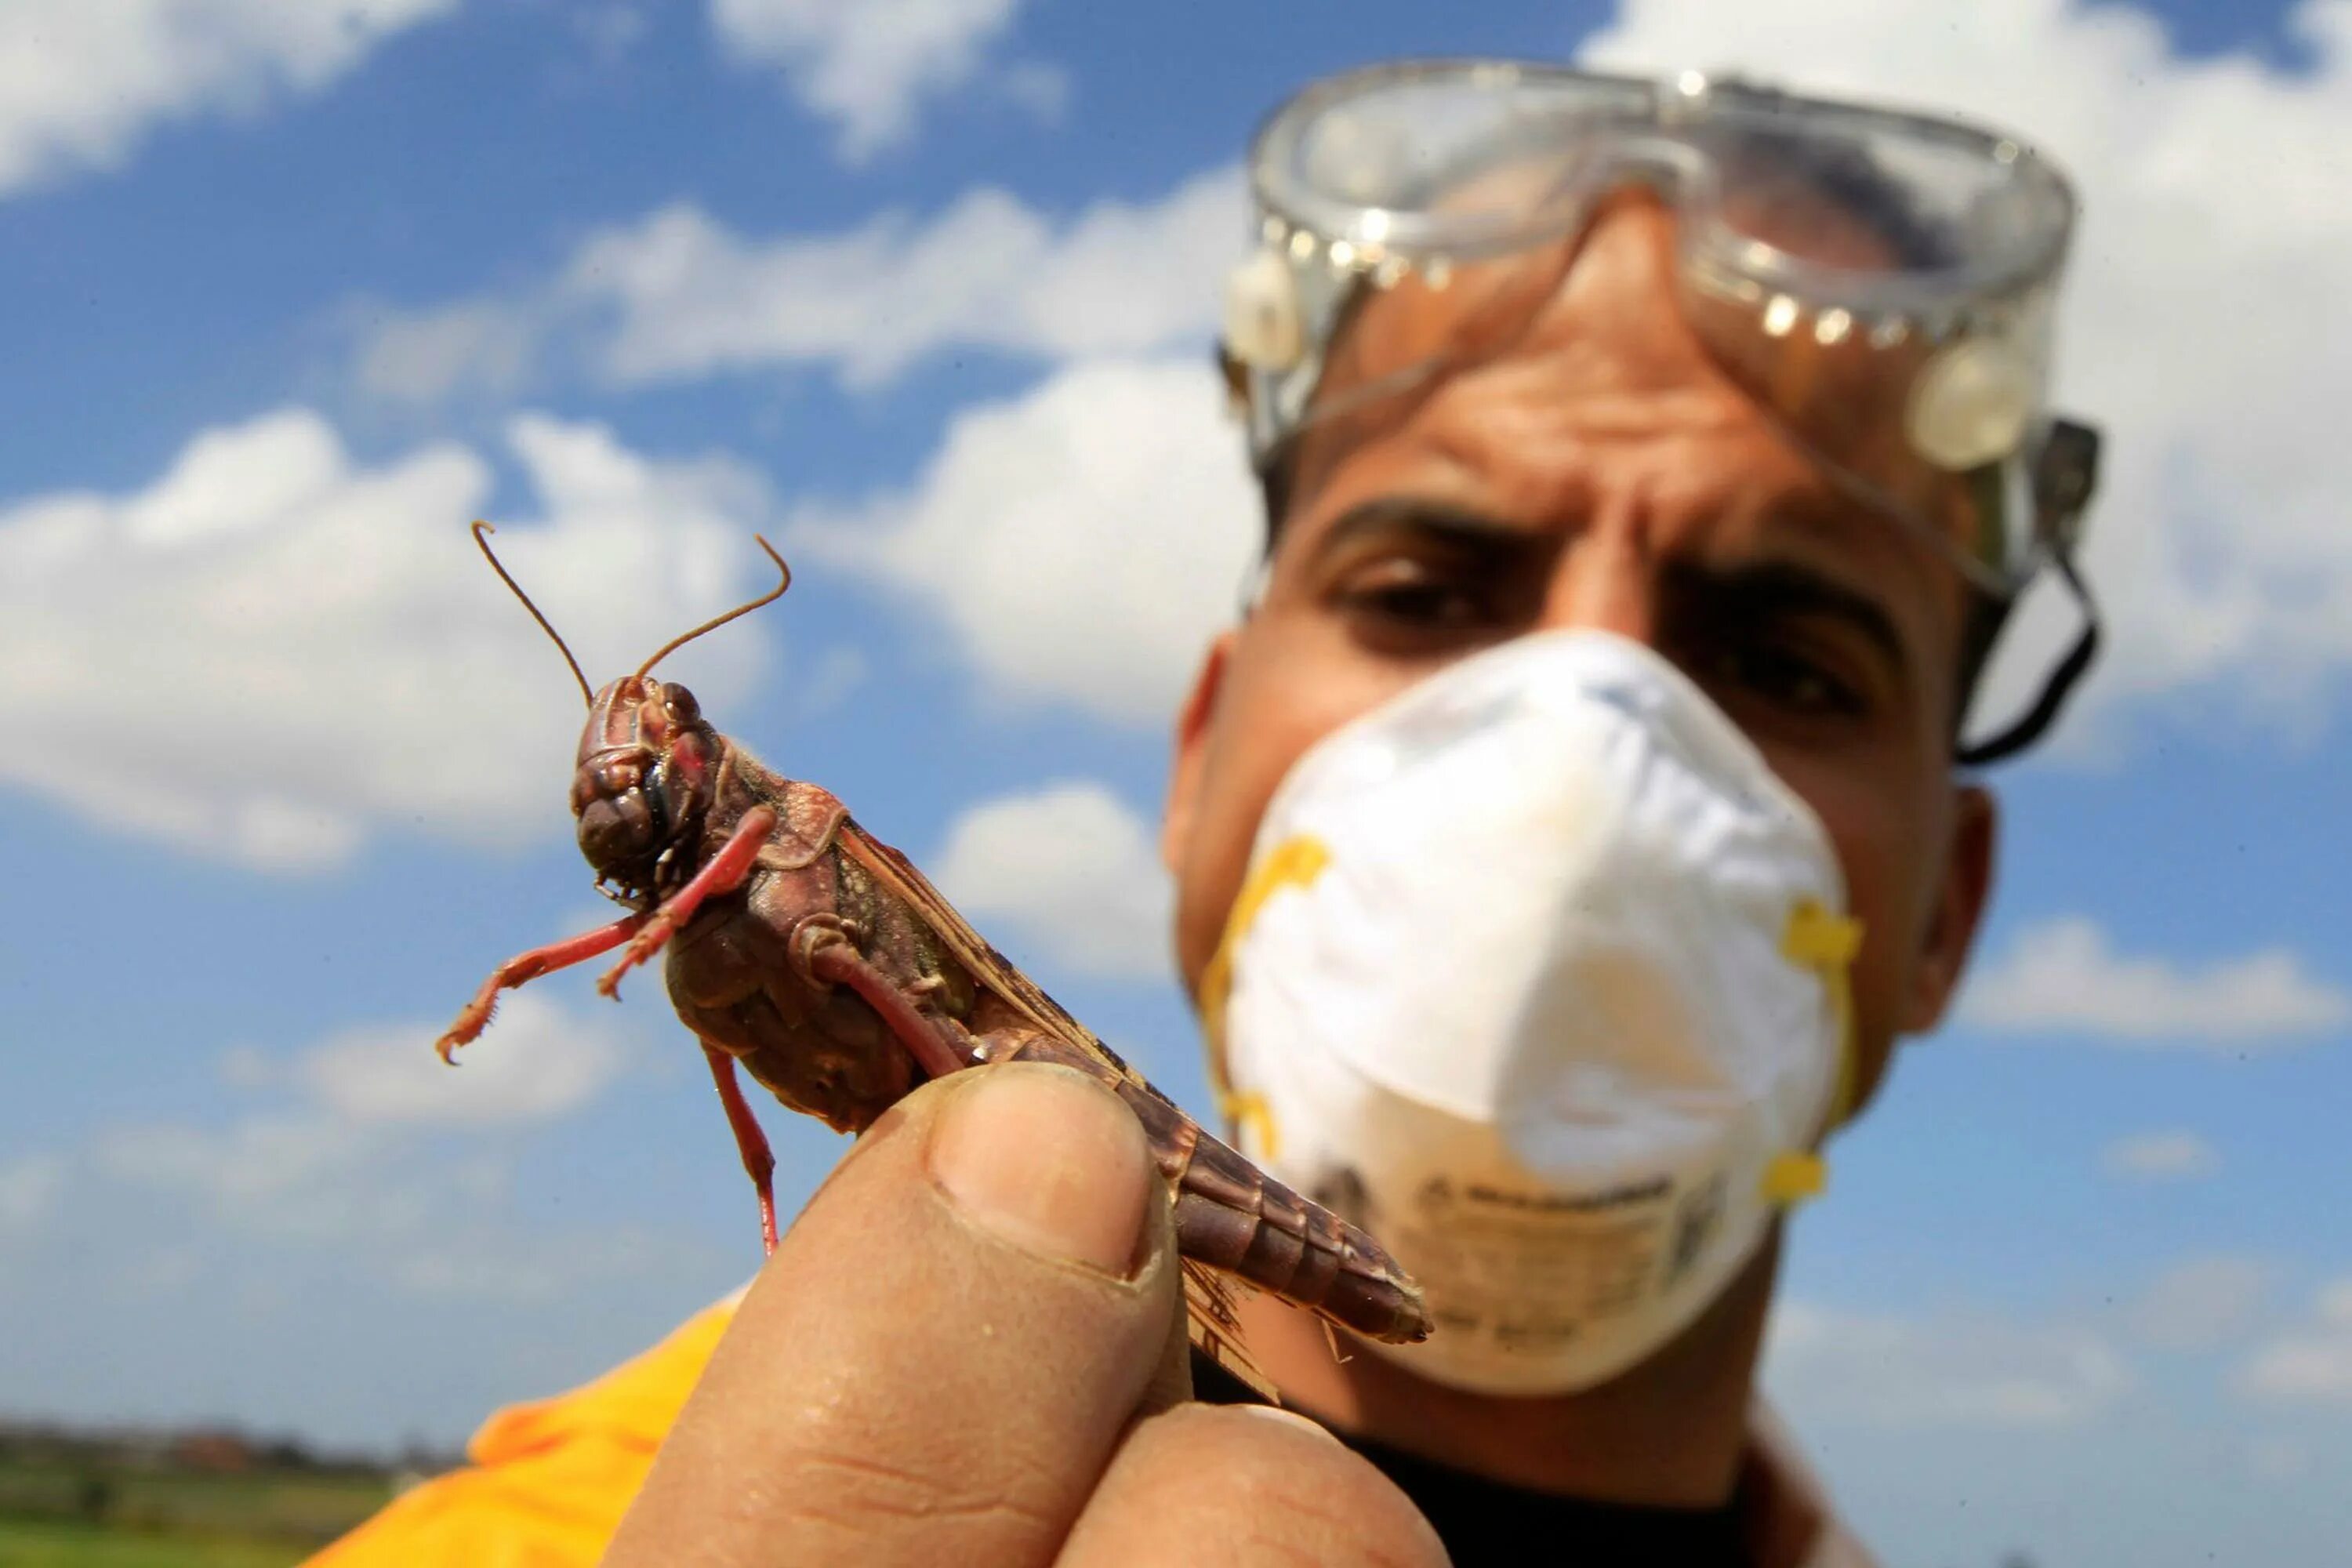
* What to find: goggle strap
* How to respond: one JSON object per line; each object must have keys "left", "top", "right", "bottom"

{"left": 1954, "top": 545, "right": 2102, "bottom": 767}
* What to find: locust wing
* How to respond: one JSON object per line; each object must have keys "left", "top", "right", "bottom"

{"left": 833, "top": 818, "right": 1280, "bottom": 1402}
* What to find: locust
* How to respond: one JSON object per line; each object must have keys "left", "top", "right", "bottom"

{"left": 437, "top": 524, "right": 1432, "bottom": 1392}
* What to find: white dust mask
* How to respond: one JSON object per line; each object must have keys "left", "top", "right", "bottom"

{"left": 1200, "top": 630, "right": 1862, "bottom": 1396}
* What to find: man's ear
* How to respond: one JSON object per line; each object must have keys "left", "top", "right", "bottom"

{"left": 1161, "top": 632, "right": 1234, "bottom": 877}
{"left": 1903, "top": 782, "right": 1998, "bottom": 1034}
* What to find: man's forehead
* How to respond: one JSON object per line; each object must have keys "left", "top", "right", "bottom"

{"left": 1281, "top": 198, "right": 1979, "bottom": 607}
{"left": 1312, "top": 208, "right": 1693, "bottom": 408}
{"left": 1284, "top": 401, "right": 1955, "bottom": 622}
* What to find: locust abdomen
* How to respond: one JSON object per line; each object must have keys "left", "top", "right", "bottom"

{"left": 995, "top": 1031, "right": 1432, "bottom": 1345}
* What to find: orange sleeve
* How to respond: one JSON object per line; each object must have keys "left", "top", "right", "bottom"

{"left": 306, "top": 1295, "right": 742, "bottom": 1568}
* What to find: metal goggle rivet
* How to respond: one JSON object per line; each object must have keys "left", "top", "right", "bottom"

{"left": 1225, "top": 249, "right": 1305, "bottom": 372}
{"left": 1907, "top": 338, "right": 2038, "bottom": 470}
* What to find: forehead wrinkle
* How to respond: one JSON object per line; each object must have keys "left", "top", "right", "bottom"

{"left": 1344, "top": 316, "right": 1962, "bottom": 604}
{"left": 1294, "top": 214, "right": 1768, "bottom": 523}
{"left": 1419, "top": 378, "right": 1764, "bottom": 483}
{"left": 1403, "top": 360, "right": 1799, "bottom": 532}
{"left": 1369, "top": 389, "right": 1962, "bottom": 662}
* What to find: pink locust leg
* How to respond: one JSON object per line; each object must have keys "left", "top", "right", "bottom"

{"left": 805, "top": 941, "right": 970, "bottom": 1083}
{"left": 597, "top": 805, "right": 779, "bottom": 1000}
{"left": 704, "top": 1046, "right": 779, "bottom": 1254}
{"left": 438, "top": 914, "right": 648, "bottom": 1063}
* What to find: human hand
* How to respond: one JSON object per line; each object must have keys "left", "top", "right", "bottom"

{"left": 601, "top": 1060, "right": 1446, "bottom": 1566}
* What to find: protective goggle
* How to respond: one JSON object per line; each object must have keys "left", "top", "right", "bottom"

{"left": 1220, "top": 61, "right": 2103, "bottom": 762}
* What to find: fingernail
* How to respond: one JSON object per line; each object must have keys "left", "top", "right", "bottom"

{"left": 929, "top": 1064, "right": 1151, "bottom": 1278}
{"left": 1232, "top": 1403, "right": 1341, "bottom": 1444}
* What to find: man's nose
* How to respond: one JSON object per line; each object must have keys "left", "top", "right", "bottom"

{"left": 1536, "top": 505, "right": 1661, "bottom": 648}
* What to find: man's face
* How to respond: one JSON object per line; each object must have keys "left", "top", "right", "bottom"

{"left": 1163, "top": 195, "right": 1997, "bottom": 1114}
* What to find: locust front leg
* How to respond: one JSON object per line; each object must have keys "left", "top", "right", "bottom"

{"left": 438, "top": 914, "right": 648, "bottom": 1063}
{"left": 596, "top": 805, "right": 779, "bottom": 1000}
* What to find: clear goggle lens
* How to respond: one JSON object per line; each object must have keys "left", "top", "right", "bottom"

{"left": 1229, "top": 63, "right": 2091, "bottom": 598}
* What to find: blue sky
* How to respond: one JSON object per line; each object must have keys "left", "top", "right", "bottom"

{"left": 2, "top": 2, "right": 2347, "bottom": 1563}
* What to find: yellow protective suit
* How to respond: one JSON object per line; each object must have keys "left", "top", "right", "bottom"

{"left": 307, "top": 1295, "right": 739, "bottom": 1567}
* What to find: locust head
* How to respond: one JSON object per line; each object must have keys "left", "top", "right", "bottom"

{"left": 468, "top": 521, "right": 792, "bottom": 909}
{"left": 572, "top": 674, "right": 720, "bottom": 902}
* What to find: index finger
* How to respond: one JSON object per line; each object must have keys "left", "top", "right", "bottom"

{"left": 603, "top": 1062, "right": 1182, "bottom": 1568}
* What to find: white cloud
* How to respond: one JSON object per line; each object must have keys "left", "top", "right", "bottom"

{"left": 2103, "top": 1129, "right": 2223, "bottom": 1181}
{"left": 2128, "top": 1255, "right": 2269, "bottom": 1351}
{"left": 98, "top": 1112, "right": 383, "bottom": 1214}
{"left": 569, "top": 3, "right": 648, "bottom": 67}
{"left": 1578, "top": 0, "right": 2352, "bottom": 742}
{"left": 930, "top": 781, "right": 1174, "bottom": 979}
{"left": 344, "top": 0, "right": 2352, "bottom": 752}
{"left": 793, "top": 357, "right": 1261, "bottom": 724}
{"left": 93, "top": 1112, "right": 434, "bottom": 1252}
{"left": 707, "top": 0, "right": 1043, "bottom": 162}
{"left": 1767, "top": 1299, "right": 2135, "bottom": 1428}
{"left": 0, "top": 1155, "right": 64, "bottom": 1232}
{"left": 301, "top": 991, "right": 627, "bottom": 1127}
{"left": 0, "top": 406, "right": 782, "bottom": 872}
{"left": 2245, "top": 1436, "right": 2314, "bottom": 1483}
{"left": 62, "top": 985, "right": 733, "bottom": 1414}
{"left": 93, "top": 1102, "right": 710, "bottom": 1303}
{"left": 0, "top": 0, "right": 458, "bottom": 198}
{"left": 2240, "top": 1278, "right": 2352, "bottom": 1405}
{"left": 96, "top": 991, "right": 633, "bottom": 1243}
{"left": 385, "top": 1223, "right": 696, "bottom": 1305}
{"left": 793, "top": 645, "right": 871, "bottom": 719}
{"left": 583, "top": 169, "right": 1239, "bottom": 387}
{"left": 353, "top": 299, "right": 540, "bottom": 404}
{"left": 216, "top": 1043, "right": 274, "bottom": 1090}
{"left": 997, "top": 59, "right": 1068, "bottom": 122}
{"left": 355, "top": 165, "right": 1243, "bottom": 401}
{"left": 1961, "top": 917, "right": 2350, "bottom": 1044}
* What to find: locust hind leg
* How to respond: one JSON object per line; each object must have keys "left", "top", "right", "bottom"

{"left": 596, "top": 805, "right": 779, "bottom": 1000}
{"left": 792, "top": 920, "right": 971, "bottom": 1083}
{"left": 703, "top": 1044, "right": 779, "bottom": 1254}
{"left": 438, "top": 915, "right": 648, "bottom": 1063}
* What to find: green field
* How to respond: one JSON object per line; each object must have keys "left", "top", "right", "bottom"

{"left": 0, "top": 1457, "right": 394, "bottom": 1567}
{"left": 0, "top": 1516, "right": 313, "bottom": 1567}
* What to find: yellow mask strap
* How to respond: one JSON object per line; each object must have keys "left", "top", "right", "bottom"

{"left": 1197, "top": 834, "right": 1330, "bottom": 1138}
{"left": 1763, "top": 898, "right": 1865, "bottom": 1207}
{"left": 1221, "top": 1091, "right": 1283, "bottom": 1161}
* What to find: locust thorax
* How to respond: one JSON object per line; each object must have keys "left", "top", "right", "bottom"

{"left": 572, "top": 674, "right": 718, "bottom": 902}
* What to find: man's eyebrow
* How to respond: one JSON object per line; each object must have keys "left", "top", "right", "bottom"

{"left": 1665, "top": 557, "right": 1913, "bottom": 677}
{"left": 1303, "top": 495, "right": 1550, "bottom": 561}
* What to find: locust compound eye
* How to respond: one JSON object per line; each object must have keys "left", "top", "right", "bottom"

{"left": 661, "top": 683, "right": 701, "bottom": 725}
{"left": 578, "top": 788, "right": 659, "bottom": 871}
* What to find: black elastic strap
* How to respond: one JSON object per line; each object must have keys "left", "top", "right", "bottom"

{"left": 1954, "top": 546, "right": 2102, "bottom": 767}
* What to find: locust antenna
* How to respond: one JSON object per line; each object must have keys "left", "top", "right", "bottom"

{"left": 635, "top": 535, "right": 792, "bottom": 680}
{"left": 473, "top": 521, "right": 593, "bottom": 710}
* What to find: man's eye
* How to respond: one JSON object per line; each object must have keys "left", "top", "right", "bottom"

{"left": 1332, "top": 558, "right": 1496, "bottom": 638}
{"left": 1708, "top": 637, "right": 1867, "bottom": 719}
